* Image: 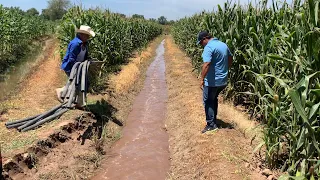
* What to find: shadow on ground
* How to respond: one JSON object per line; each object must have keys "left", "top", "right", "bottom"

{"left": 77, "top": 98, "right": 123, "bottom": 145}
{"left": 216, "top": 119, "right": 235, "bottom": 129}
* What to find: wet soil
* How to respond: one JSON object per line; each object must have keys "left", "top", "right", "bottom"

{"left": 92, "top": 40, "right": 170, "bottom": 180}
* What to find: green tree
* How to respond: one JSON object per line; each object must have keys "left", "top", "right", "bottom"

{"left": 43, "top": 0, "right": 70, "bottom": 20}
{"left": 26, "top": 8, "right": 39, "bottom": 16}
{"left": 115, "top": 13, "right": 126, "bottom": 18}
{"left": 132, "top": 14, "right": 144, "bottom": 19}
{"left": 168, "top": 20, "right": 175, "bottom": 25}
{"left": 157, "top": 16, "right": 167, "bottom": 25}
{"left": 149, "top": 18, "right": 157, "bottom": 22}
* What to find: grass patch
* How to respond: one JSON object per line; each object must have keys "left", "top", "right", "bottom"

{"left": 2, "top": 133, "right": 37, "bottom": 153}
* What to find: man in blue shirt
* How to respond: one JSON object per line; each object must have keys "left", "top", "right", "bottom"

{"left": 197, "top": 31, "right": 233, "bottom": 133}
{"left": 56, "top": 25, "right": 95, "bottom": 108}
{"left": 61, "top": 25, "right": 95, "bottom": 75}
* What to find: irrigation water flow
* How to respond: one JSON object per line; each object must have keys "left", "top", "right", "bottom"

{"left": 92, "top": 40, "right": 170, "bottom": 180}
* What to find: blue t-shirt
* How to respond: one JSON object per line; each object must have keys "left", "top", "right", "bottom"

{"left": 202, "top": 38, "right": 232, "bottom": 87}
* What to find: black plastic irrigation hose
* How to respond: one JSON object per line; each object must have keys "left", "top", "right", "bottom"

{"left": 5, "top": 60, "right": 91, "bottom": 132}
{"left": 17, "top": 103, "right": 65, "bottom": 131}
{"left": 5, "top": 114, "right": 40, "bottom": 126}
{"left": 21, "top": 108, "right": 69, "bottom": 132}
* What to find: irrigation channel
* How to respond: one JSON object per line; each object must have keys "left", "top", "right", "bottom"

{"left": 92, "top": 40, "right": 169, "bottom": 180}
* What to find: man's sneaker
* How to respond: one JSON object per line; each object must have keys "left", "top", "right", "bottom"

{"left": 201, "top": 125, "right": 218, "bottom": 134}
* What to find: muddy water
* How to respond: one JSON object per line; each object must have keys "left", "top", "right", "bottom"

{"left": 92, "top": 40, "right": 169, "bottom": 180}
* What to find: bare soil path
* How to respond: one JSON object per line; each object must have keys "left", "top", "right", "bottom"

{"left": 0, "top": 38, "right": 67, "bottom": 157}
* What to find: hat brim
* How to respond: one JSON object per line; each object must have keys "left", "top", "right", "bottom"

{"left": 196, "top": 40, "right": 201, "bottom": 45}
{"left": 76, "top": 29, "right": 96, "bottom": 37}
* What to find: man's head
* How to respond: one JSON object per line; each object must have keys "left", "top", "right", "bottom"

{"left": 197, "top": 31, "right": 212, "bottom": 47}
{"left": 76, "top": 25, "right": 96, "bottom": 43}
{"left": 78, "top": 33, "right": 90, "bottom": 43}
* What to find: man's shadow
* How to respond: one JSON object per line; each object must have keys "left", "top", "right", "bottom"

{"left": 216, "top": 119, "right": 235, "bottom": 129}
{"left": 78, "top": 98, "right": 123, "bottom": 145}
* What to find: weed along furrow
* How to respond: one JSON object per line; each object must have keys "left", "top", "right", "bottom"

{"left": 92, "top": 40, "right": 170, "bottom": 180}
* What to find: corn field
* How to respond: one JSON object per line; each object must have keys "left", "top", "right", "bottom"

{"left": 58, "top": 7, "right": 162, "bottom": 77}
{"left": 0, "top": 5, "right": 54, "bottom": 73}
{"left": 172, "top": 0, "right": 320, "bottom": 179}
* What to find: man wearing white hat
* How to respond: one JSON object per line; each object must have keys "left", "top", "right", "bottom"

{"left": 61, "top": 25, "right": 95, "bottom": 74}
{"left": 56, "top": 25, "right": 95, "bottom": 109}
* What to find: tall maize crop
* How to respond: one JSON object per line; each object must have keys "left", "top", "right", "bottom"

{"left": 172, "top": 0, "right": 320, "bottom": 178}
{"left": 58, "top": 7, "right": 162, "bottom": 76}
{"left": 0, "top": 5, "right": 54, "bottom": 73}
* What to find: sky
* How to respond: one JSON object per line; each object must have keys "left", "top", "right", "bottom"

{"left": 0, "top": 0, "right": 292, "bottom": 20}
{"left": 0, "top": 0, "right": 248, "bottom": 20}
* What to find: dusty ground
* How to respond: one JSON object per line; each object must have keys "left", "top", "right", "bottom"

{"left": 0, "top": 38, "right": 68, "bottom": 157}
{"left": 0, "top": 35, "right": 164, "bottom": 180}
{"left": 164, "top": 36, "right": 266, "bottom": 180}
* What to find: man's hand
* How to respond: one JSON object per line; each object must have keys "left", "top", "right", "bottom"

{"left": 201, "top": 62, "right": 210, "bottom": 90}
{"left": 200, "top": 79, "right": 204, "bottom": 90}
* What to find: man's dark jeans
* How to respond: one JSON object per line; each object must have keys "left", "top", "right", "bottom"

{"left": 203, "top": 85, "right": 226, "bottom": 127}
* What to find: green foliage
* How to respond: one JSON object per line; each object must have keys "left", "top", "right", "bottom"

{"left": 26, "top": 8, "right": 39, "bottom": 16}
{"left": 158, "top": 16, "right": 167, "bottom": 25}
{"left": 0, "top": 5, "right": 54, "bottom": 73}
{"left": 42, "top": 0, "right": 70, "bottom": 20}
{"left": 172, "top": 0, "right": 320, "bottom": 178}
{"left": 58, "top": 7, "right": 162, "bottom": 89}
{"left": 132, "top": 14, "right": 144, "bottom": 19}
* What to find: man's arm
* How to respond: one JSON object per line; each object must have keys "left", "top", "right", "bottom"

{"left": 200, "top": 47, "right": 213, "bottom": 88}
{"left": 68, "top": 42, "right": 80, "bottom": 64}
{"left": 201, "top": 62, "right": 210, "bottom": 81}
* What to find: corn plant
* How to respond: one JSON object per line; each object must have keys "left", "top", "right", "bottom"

{"left": 172, "top": 0, "right": 320, "bottom": 178}
{"left": 58, "top": 6, "right": 162, "bottom": 76}
{"left": 0, "top": 5, "right": 54, "bottom": 73}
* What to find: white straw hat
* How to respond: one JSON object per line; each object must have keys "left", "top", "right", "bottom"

{"left": 76, "top": 25, "right": 95, "bottom": 37}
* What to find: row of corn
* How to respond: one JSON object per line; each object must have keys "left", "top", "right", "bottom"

{"left": 0, "top": 5, "right": 54, "bottom": 73}
{"left": 58, "top": 6, "right": 163, "bottom": 89}
{"left": 172, "top": 0, "right": 320, "bottom": 179}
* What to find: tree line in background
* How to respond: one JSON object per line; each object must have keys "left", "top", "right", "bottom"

{"left": 7, "top": 0, "right": 70, "bottom": 20}
{"left": 11, "top": 0, "right": 174, "bottom": 24}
